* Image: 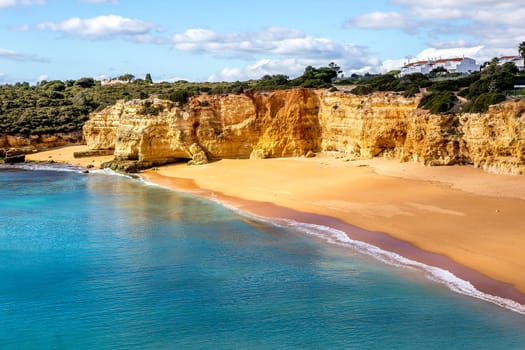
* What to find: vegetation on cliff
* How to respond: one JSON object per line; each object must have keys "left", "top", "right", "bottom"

{"left": 339, "top": 60, "right": 524, "bottom": 114}
{"left": 0, "top": 65, "right": 342, "bottom": 137}
{"left": 1, "top": 60, "right": 524, "bottom": 138}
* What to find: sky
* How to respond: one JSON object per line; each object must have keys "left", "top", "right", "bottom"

{"left": 0, "top": 0, "right": 524, "bottom": 84}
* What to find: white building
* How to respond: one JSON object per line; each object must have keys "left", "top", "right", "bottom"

{"left": 498, "top": 56, "right": 524, "bottom": 70}
{"left": 399, "top": 60, "right": 432, "bottom": 76}
{"left": 400, "top": 57, "right": 480, "bottom": 77}
{"left": 101, "top": 79, "right": 130, "bottom": 86}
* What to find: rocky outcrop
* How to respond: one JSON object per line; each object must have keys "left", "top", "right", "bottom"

{"left": 0, "top": 132, "right": 83, "bottom": 159}
{"left": 0, "top": 132, "right": 83, "bottom": 150}
{"left": 83, "top": 91, "right": 321, "bottom": 170}
{"left": 320, "top": 91, "right": 524, "bottom": 173}
{"left": 320, "top": 92, "right": 417, "bottom": 159}
{"left": 461, "top": 102, "right": 525, "bottom": 174}
{"left": 187, "top": 143, "right": 208, "bottom": 165}
{"left": 0, "top": 148, "right": 25, "bottom": 163}
{"left": 319, "top": 92, "right": 470, "bottom": 166}
{"left": 82, "top": 90, "right": 525, "bottom": 174}
{"left": 73, "top": 149, "right": 114, "bottom": 158}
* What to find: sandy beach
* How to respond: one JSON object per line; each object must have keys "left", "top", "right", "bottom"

{"left": 25, "top": 145, "right": 114, "bottom": 169}
{"left": 26, "top": 146, "right": 525, "bottom": 305}
{"left": 141, "top": 157, "right": 525, "bottom": 300}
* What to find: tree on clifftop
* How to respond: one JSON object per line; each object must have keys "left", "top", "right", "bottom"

{"left": 328, "top": 62, "right": 343, "bottom": 78}
{"left": 75, "top": 77, "right": 95, "bottom": 88}
{"left": 118, "top": 73, "right": 135, "bottom": 82}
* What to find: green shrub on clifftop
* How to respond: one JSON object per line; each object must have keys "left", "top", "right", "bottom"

{"left": 462, "top": 93, "right": 506, "bottom": 113}
{"left": 418, "top": 92, "right": 458, "bottom": 114}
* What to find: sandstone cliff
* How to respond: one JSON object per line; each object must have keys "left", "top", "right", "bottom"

{"left": 82, "top": 90, "right": 525, "bottom": 174}
{"left": 0, "top": 132, "right": 83, "bottom": 158}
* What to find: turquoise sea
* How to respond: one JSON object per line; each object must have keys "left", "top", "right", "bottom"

{"left": 1, "top": 166, "right": 525, "bottom": 349}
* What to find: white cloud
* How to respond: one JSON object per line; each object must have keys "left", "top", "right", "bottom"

{"left": 208, "top": 58, "right": 313, "bottom": 82}
{"left": 208, "top": 55, "right": 380, "bottom": 82}
{"left": 35, "top": 15, "right": 154, "bottom": 40}
{"left": 208, "top": 67, "right": 244, "bottom": 82}
{"left": 0, "top": 0, "right": 44, "bottom": 8}
{"left": 36, "top": 74, "right": 48, "bottom": 83}
{"left": 172, "top": 26, "right": 382, "bottom": 81}
{"left": 345, "top": 11, "right": 409, "bottom": 29}
{"left": 414, "top": 46, "right": 485, "bottom": 61}
{"left": 0, "top": 48, "right": 47, "bottom": 62}
{"left": 388, "top": 0, "right": 525, "bottom": 34}
{"left": 0, "top": 48, "right": 26, "bottom": 60}
{"left": 379, "top": 58, "right": 406, "bottom": 73}
{"left": 173, "top": 27, "right": 362, "bottom": 60}
{"left": 0, "top": 72, "right": 7, "bottom": 83}
{"left": 348, "top": 1, "right": 525, "bottom": 71}
{"left": 380, "top": 45, "right": 500, "bottom": 72}
{"left": 429, "top": 40, "right": 472, "bottom": 49}
{"left": 392, "top": 0, "right": 521, "bottom": 20}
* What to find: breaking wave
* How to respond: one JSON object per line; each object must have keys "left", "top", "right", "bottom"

{"left": 271, "top": 219, "right": 525, "bottom": 315}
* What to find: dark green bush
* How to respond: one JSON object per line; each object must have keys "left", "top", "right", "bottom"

{"left": 418, "top": 92, "right": 458, "bottom": 114}
{"left": 139, "top": 101, "right": 165, "bottom": 116}
{"left": 462, "top": 93, "right": 506, "bottom": 113}
{"left": 352, "top": 85, "right": 373, "bottom": 95}
{"left": 75, "top": 77, "right": 95, "bottom": 88}
{"left": 403, "top": 86, "right": 419, "bottom": 97}
{"left": 165, "top": 89, "right": 192, "bottom": 105}
{"left": 369, "top": 74, "right": 397, "bottom": 91}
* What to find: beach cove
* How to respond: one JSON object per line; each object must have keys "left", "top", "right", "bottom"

{"left": 27, "top": 146, "right": 525, "bottom": 313}
{"left": 4, "top": 163, "right": 525, "bottom": 349}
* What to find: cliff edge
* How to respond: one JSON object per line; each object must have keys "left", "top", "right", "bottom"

{"left": 83, "top": 89, "right": 525, "bottom": 174}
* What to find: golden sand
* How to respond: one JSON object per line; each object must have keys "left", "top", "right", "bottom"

{"left": 25, "top": 145, "right": 114, "bottom": 169}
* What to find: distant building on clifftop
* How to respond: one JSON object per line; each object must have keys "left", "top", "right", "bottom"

{"left": 400, "top": 57, "right": 480, "bottom": 77}
{"left": 498, "top": 55, "right": 524, "bottom": 70}
{"left": 101, "top": 79, "right": 130, "bottom": 86}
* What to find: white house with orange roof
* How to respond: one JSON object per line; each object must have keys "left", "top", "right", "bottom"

{"left": 498, "top": 56, "right": 524, "bottom": 70}
{"left": 400, "top": 57, "right": 480, "bottom": 77}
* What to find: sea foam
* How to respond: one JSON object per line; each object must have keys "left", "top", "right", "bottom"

{"left": 0, "top": 162, "right": 84, "bottom": 173}
{"left": 271, "top": 219, "right": 525, "bottom": 315}
{"left": 89, "top": 167, "right": 136, "bottom": 179}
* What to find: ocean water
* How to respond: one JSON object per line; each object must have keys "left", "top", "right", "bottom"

{"left": 1, "top": 167, "right": 525, "bottom": 350}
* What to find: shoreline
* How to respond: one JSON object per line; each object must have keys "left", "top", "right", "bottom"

{"left": 142, "top": 171, "right": 525, "bottom": 314}
{"left": 24, "top": 145, "right": 114, "bottom": 169}
{"left": 23, "top": 145, "right": 525, "bottom": 314}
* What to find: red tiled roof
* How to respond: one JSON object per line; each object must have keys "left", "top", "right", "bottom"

{"left": 405, "top": 60, "right": 429, "bottom": 67}
{"left": 404, "top": 57, "right": 468, "bottom": 68}
{"left": 432, "top": 57, "right": 464, "bottom": 64}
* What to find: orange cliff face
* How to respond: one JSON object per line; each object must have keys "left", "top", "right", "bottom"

{"left": 83, "top": 90, "right": 323, "bottom": 166}
{"left": 0, "top": 132, "right": 83, "bottom": 153}
{"left": 82, "top": 89, "right": 525, "bottom": 174}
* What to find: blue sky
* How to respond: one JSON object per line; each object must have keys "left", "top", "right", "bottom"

{"left": 0, "top": 0, "right": 523, "bottom": 84}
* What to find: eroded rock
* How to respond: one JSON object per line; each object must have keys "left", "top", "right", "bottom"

{"left": 83, "top": 91, "right": 525, "bottom": 175}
